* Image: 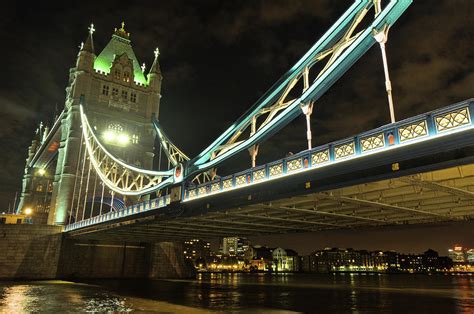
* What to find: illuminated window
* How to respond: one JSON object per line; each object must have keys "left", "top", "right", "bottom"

{"left": 130, "top": 92, "right": 137, "bottom": 103}
{"left": 122, "top": 90, "right": 128, "bottom": 100}
{"left": 108, "top": 123, "right": 123, "bottom": 132}
{"left": 112, "top": 88, "right": 118, "bottom": 96}
{"left": 102, "top": 85, "right": 109, "bottom": 96}
{"left": 114, "top": 69, "right": 121, "bottom": 80}
{"left": 132, "top": 134, "right": 139, "bottom": 144}
{"left": 123, "top": 72, "right": 130, "bottom": 83}
{"left": 36, "top": 184, "right": 44, "bottom": 192}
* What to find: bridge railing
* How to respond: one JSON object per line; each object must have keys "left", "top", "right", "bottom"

{"left": 183, "top": 99, "right": 473, "bottom": 202}
{"left": 64, "top": 194, "right": 171, "bottom": 232}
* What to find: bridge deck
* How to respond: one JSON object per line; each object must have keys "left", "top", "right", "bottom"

{"left": 69, "top": 162, "right": 474, "bottom": 242}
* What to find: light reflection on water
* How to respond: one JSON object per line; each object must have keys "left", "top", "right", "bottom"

{"left": 0, "top": 274, "right": 473, "bottom": 313}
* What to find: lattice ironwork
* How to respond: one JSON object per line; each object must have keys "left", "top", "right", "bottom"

{"left": 80, "top": 106, "right": 173, "bottom": 195}
{"left": 398, "top": 120, "right": 428, "bottom": 142}
{"left": 236, "top": 175, "right": 247, "bottom": 186}
{"left": 269, "top": 164, "right": 283, "bottom": 177}
{"left": 360, "top": 133, "right": 385, "bottom": 152}
{"left": 253, "top": 169, "right": 266, "bottom": 181}
{"left": 435, "top": 107, "right": 470, "bottom": 132}
{"left": 335, "top": 142, "right": 355, "bottom": 160}
{"left": 312, "top": 150, "right": 330, "bottom": 165}
{"left": 198, "top": 186, "right": 206, "bottom": 195}
{"left": 188, "top": 189, "right": 197, "bottom": 199}
{"left": 287, "top": 159, "right": 303, "bottom": 172}
{"left": 223, "top": 178, "right": 233, "bottom": 189}
{"left": 211, "top": 182, "right": 220, "bottom": 192}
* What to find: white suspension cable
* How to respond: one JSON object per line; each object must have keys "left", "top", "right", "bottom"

{"left": 81, "top": 156, "right": 92, "bottom": 220}
{"left": 90, "top": 173, "right": 98, "bottom": 219}
{"left": 75, "top": 138, "right": 88, "bottom": 222}
{"left": 69, "top": 130, "right": 84, "bottom": 224}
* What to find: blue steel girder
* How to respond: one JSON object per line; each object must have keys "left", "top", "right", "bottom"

{"left": 186, "top": 0, "right": 412, "bottom": 178}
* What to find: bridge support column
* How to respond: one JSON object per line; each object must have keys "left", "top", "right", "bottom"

{"left": 48, "top": 103, "right": 82, "bottom": 225}
{"left": 148, "top": 242, "right": 195, "bottom": 279}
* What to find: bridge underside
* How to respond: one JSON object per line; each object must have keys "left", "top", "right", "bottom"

{"left": 70, "top": 162, "right": 474, "bottom": 242}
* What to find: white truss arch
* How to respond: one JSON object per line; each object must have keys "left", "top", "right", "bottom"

{"left": 80, "top": 105, "right": 174, "bottom": 196}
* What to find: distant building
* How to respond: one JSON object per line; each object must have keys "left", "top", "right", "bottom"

{"left": 183, "top": 239, "right": 211, "bottom": 261}
{"left": 306, "top": 248, "right": 388, "bottom": 272}
{"left": 0, "top": 213, "right": 28, "bottom": 225}
{"left": 467, "top": 249, "right": 474, "bottom": 264}
{"left": 448, "top": 245, "right": 467, "bottom": 263}
{"left": 272, "top": 247, "right": 299, "bottom": 272}
{"left": 222, "top": 237, "right": 250, "bottom": 257}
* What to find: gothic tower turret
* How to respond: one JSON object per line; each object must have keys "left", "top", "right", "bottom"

{"left": 43, "top": 22, "right": 163, "bottom": 225}
{"left": 147, "top": 48, "right": 162, "bottom": 117}
{"left": 76, "top": 24, "right": 95, "bottom": 72}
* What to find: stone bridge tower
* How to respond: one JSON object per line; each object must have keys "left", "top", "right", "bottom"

{"left": 18, "top": 23, "right": 163, "bottom": 225}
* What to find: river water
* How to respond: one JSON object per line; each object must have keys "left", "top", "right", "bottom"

{"left": 0, "top": 273, "right": 473, "bottom": 313}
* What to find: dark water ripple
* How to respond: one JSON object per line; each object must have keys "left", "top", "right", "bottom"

{"left": 0, "top": 273, "right": 473, "bottom": 313}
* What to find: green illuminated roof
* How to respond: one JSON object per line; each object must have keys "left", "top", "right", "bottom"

{"left": 94, "top": 34, "right": 147, "bottom": 85}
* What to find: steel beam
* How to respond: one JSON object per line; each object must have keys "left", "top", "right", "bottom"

{"left": 316, "top": 192, "right": 451, "bottom": 218}
{"left": 252, "top": 203, "right": 391, "bottom": 224}
{"left": 400, "top": 177, "right": 474, "bottom": 200}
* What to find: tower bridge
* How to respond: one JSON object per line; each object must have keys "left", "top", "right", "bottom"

{"left": 16, "top": 0, "right": 474, "bottom": 244}
{"left": 66, "top": 98, "right": 474, "bottom": 241}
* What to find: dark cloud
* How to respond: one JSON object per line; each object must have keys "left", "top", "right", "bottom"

{"left": 0, "top": 1, "right": 473, "bottom": 250}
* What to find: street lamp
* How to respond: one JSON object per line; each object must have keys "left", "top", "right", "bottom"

{"left": 38, "top": 168, "right": 46, "bottom": 176}
{"left": 24, "top": 208, "right": 33, "bottom": 216}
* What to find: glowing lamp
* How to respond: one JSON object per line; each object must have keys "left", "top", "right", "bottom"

{"left": 103, "top": 130, "right": 116, "bottom": 142}
{"left": 38, "top": 168, "right": 46, "bottom": 176}
{"left": 24, "top": 208, "right": 33, "bottom": 215}
{"left": 117, "top": 133, "right": 130, "bottom": 145}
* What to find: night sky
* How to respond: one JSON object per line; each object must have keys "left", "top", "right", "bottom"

{"left": 1, "top": 1, "right": 473, "bottom": 254}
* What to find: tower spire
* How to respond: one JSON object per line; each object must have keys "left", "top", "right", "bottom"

{"left": 149, "top": 47, "right": 161, "bottom": 75}
{"left": 81, "top": 23, "right": 95, "bottom": 54}
{"left": 114, "top": 21, "right": 130, "bottom": 39}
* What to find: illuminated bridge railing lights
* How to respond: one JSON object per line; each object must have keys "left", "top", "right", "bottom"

{"left": 184, "top": 100, "right": 473, "bottom": 202}
{"left": 64, "top": 194, "right": 171, "bottom": 232}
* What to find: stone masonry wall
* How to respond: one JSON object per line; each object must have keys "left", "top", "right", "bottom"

{"left": 149, "top": 242, "right": 195, "bottom": 279}
{"left": 0, "top": 225, "right": 194, "bottom": 280}
{"left": 57, "top": 239, "right": 150, "bottom": 279}
{"left": 0, "top": 224, "right": 63, "bottom": 279}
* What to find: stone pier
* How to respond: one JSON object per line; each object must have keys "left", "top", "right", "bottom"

{"left": 0, "top": 224, "right": 62, "bottom": 279}
{"left": 0, "top": 224, "right": 194, "bottom": 280}
{"left": 149, "top": 242, "right": 195, "bottom": 279}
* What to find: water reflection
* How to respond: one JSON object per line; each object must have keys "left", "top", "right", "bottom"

{"left": 0, "top": 274, "right": 473, "bottom": 313}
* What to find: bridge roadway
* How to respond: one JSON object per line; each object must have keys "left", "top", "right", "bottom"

{"left": 66, "top": 99, "right": 474, "bottom": 241}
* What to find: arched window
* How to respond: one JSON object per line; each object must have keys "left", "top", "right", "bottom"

{"left": 132, "top": 134, "right": 139, "bottom": 144}
{"left": 108, "top": 123, "right": 124, "bottom": 132}
{"left": 102, "top": 85, "right": 109, "bottom": 95}
{"left": 123, "top": 72, "right": 130, "bottom": 83}
{"left": 114, "top": 69, "right": 121, "bottom": 80}
{"left": 130, "top": 92, "right": 137, "bottom": 103}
